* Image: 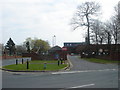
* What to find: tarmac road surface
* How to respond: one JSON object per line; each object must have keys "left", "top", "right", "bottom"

{"left": 67, "top": 55, "right": 118, "bottom": 71}
{"left": 2, "top": 55, "right": 119, "bottom": 89}
{"left": 2, "top": 57, "right": 31, "bottom": 66}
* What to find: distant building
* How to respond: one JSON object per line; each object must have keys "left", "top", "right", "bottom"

{"left": 63, "top": 42, "right": 86, "bottom": 54}
{"left": 0, "top": 44, "right": 3, "bottom": 56}
{"left": 64, "top": 42, "right": 86, "bottom": 47}
{"left": 49, "top": 46, "right": 62, "bottom": 51}
{"left": 48, "top": 46, "right": 62, "bottom": 60}
{"left": 49, "top": 45, "right": 68, "bottom": 60}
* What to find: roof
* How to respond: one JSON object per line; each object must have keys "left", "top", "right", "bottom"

{"left": 49, "top": 46, "right": 62, "bottom": 51}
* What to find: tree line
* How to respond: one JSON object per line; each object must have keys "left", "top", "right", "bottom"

{"left": 3, "top": 37, "right": 50, "bottom": 56}
{"left": 71, "top": 1, "right": 120, "bottom": 45}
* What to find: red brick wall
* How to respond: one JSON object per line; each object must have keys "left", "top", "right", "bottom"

{"left": 22, "top": 53, "right": 42, "bottom": 60}
{"left": 2, "top": 55, "right": 22, "bottom": 60}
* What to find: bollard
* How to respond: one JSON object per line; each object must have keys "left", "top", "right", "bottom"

{"left": 26, "top": 60, "right": 29, "bottom": 69}
{"left": 61, "top": 60, "right": 63, "bottom": 64}
{"left": 16, "top": 59, "right": 18, "bottom": 65}
{"left": 22, "top": 59, "right": 24, "bottom": 64}
{"left": 44, "top": 62, "right": 47, "bottom": 69}
{"left": 61, "top": 58, "right": 63, "bottom": 64}
{"left": 58, "top": 60, "right": 60, "bottom": 66}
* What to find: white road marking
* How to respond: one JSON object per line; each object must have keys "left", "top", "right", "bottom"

{"left": 59, "top": 84, "right": 95, "bottom": 90}
{"left": 69, "top": 83, "right": 95, "bottom": 88}
{"left": 52, "top": 69, "right": 117, "bottom": 75}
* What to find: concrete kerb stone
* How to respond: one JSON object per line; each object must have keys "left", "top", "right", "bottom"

{"left": 66, "top": 55, "right": 73, "bottom": 70}
{"left": 58, "top": 55, "right": 74, "bottom": 71}
{"left": 1, "top": 68, "right": 59, "bottom": 72}
{"left": 59, "top": 62, "right": 69, "bottom": 71}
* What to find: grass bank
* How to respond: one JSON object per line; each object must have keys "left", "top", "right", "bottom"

{"left": 82, "top": 58, "right": 119, "bottom": 64}
{"left": 2, "top": 60, "right": 67, "bottom": 71}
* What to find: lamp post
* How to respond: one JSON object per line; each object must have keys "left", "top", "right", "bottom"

{"left": 52, "top": 35, "right": 56, "bottom": 47}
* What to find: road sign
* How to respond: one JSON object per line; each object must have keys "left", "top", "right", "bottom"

{"left": 62, "top": 47, "right": 67, "bottom": 51}
{"left": 55, "top": 54, "right": 59, "bottom": 59}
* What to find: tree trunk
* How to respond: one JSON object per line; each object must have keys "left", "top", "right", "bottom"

{"left": 86, "top": 14, "right": 90, "bottom": 45}
{"left": 115, "top": 38, "right": 117, "bottom": 44}
{"left": 115, "top": 31, "right": 117, "bottom": 44}
{"left": 100, "top": 38, "right": 103, "bottom": 44}
{"left": 108, "top": 32, "right": 111, "bottom": 45}
{"left": 95, "top": 33, "right": 98, "bottom": 44}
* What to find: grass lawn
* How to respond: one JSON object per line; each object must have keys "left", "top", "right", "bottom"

{"left": 3, "top": 60, "right": 67, "bottom": 71}
{"left": 82, "top": 58, "right": 119, "bottom": 64}
{"left": 29, "top": 60, "right": 58, "bottom": 63}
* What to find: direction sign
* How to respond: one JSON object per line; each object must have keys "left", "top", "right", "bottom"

{"left": 62, "top": 47, "right": 67, "bottom": 51}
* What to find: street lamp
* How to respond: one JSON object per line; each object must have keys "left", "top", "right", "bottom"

{"left": 52, "top": 35, "right": 56, "bottom": 47}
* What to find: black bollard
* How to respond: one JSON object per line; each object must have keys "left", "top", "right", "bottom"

{"left": 22, "top": 59, "right": 24, "bottom": 64}
{"left": 58, "top": 60, "right": 60, "bottom": 66}
{"left": 61, "top": 60, "right": 63, "bottom": 64}
{"left": 16, "top": 59, "right": 18, "bottom": 65}
{"left": 61, "top": 58, "right": 63, "bottom": 64}
{"left": 26, "top": 60, "right": 29, "bottom": 69}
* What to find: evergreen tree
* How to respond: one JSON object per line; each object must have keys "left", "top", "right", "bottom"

{"left": 5, "top": 38, "right": 16, "bottom": 55}
{"left": 26, "top": 41, "right": 30, "bottom": 53}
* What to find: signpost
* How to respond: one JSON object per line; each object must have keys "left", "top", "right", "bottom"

{"left": 62, "top": 47, "right": 67, "bottom": 51}
{"left": 62, "top": 47, "right": 67, "bottom": 60}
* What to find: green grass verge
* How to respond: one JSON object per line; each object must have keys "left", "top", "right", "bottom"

{"left": 82, "top": 58, "right": 119, "bottom": 64}
{"left": 3, "top": 60, "right": 67, "bottom": 71}
{"left": 29, "top": 60, "right": 58, "bottom": 63}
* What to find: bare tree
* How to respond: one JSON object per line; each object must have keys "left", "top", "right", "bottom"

{"left": 107, "top": 18, "right": 119, "bottom": 44}
{"left": 16, "top": 45, "right": 27, "bottom": 55}
{"left": 71, "top": 1, "right": 101, "bottom": 45}
{"left": 117, "top": 2, "right": 120, "bottom": 44}
{"left": 90, "top": 19, "right": 101, "bottom": 44}
{"left": 107, "top": 3, "right": 120, "bottom": 44}
{"left": 90, "top": 20, "right": 109, "bottom": 44}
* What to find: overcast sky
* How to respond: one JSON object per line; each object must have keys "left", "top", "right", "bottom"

{"left": 1, "top": 0, "right": 119, "bottom": 47}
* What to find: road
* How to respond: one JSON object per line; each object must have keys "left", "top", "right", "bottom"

{"left": 2, "top": 55, "right": 119, "bottom": 89}
{"left": 2, "top": 57, "right": 31, "bottom": 66}
{"left": 67, "top": 55, "right": 118, "bottom": 71}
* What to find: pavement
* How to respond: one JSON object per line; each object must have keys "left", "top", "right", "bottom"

{"left": 2, "top": 55, "right": 119, "bottom": 89}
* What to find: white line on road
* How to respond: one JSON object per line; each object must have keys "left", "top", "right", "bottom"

{"left": 69, "top": 83, "right": 95, "bottom": 88}
{"left": 59, "top": 84, "right": 95, "bottom": 90}
{"left": 52, "top": 69, "right": 117, "bottom": 75}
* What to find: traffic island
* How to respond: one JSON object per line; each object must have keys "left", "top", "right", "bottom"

{"left": 2, "top": 60, "right": 68, "bottom": 72}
